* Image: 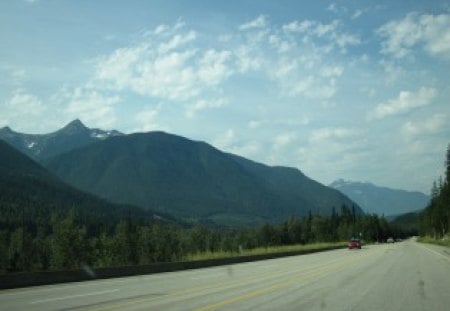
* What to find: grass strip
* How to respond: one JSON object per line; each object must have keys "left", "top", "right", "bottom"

{"left": 184, "top": 242, "right": 346, "bottom": 261}
{"left": 417, "top": 236, "right": 450, "bottom": 248}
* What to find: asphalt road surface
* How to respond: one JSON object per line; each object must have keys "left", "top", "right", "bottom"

{"left": 1, "top": 239, "right": 450, "bottom": 311}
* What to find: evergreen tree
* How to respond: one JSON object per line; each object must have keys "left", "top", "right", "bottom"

{"left": 112, "top": 220, "right": 136, "bottom": 266}
{"left": 50, "top": 213, "right": 89, "bottom": 270}
{"left": 136, "top": 225, "right": 154, "bottom": 265}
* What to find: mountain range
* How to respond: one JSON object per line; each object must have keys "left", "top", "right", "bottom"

{"left": 44, "top": 131, "right": 362, "bottom": 226}
{"left": 1, "top": 120, "right": 362, "bottom": 227}
{"left": 329, "top": 179, "right": 429, "bottom": 216}
{"left": 0, "top": 119, "right": 122, "bottom": 160}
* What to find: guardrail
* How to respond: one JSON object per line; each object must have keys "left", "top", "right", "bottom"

{"left": 0, "top": 244, "right": 345, "bottom": 290}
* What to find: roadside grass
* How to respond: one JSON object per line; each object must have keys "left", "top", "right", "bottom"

{"left": 184, "top": 242, "right": 346, "bottom": 261}
{"left": 417, "top": 236, "right": 450, "bottom": 248}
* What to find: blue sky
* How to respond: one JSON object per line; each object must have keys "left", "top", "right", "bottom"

{"left": 1, "top": 0, "right": 449, "bottom": 193}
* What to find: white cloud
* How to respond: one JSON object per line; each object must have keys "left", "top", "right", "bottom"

{"left": 314, "top": 20, "right": 339, "bottom": 37}
{"left": 95, "top": 24, "right": 233, "bottom": 104}
{"left": 368, "top": 87, "right": 436, "bottom": 120}
{"left": 97, "top": 47, "right": 198, "bottom": 101}
{"left": 238, "top": 15, "right": 267, "bottom": 31}
{"left": 352, "top": 10, "right": 363, "bottom": 20}
{"left": 247, "top": 117, "right": 310, "bottom": 130}
{"left": 335, "top": 33, "right": 360, "bottom": 50}
{"left": 4, "top": 90, "right": 44, "bottom": 115}
{"left": 298, "top": 128, "right": 370, "bottom": 187}
{"left": 64, "top": 87, "right": 120, "bottom": 128}
{"left": 274, "top": 59, "right": 339, "bottom": 99}
{"left": 134, "top": 50, "right": 200, "bottom": 100}
{"left": 229, "top": 141, "right": 261, "bottom": 159}
{"left": 134, "top": 105, "right": 168, "bottom": 132}
{"left": 310, "top": 127, "right": 360, "bottom": 142}
{"left": 320, "top": 66, "right": 344, "bottom": 78}
{"left": 95, "top": 45, "right": 146, "bottom": 91}
{"left": 1, "top": 90, "right": 46, "bottom": 132}
{"left": 351, "top": 7, "right": 377, "bottom": 20}
{"left": 213, "top": 128, "right": 235, "bottom": 150}
{"left": 326, "top": 3, "right": 338, "bottom": 13}
{"left": 94, "top": 17, "right": 357, "bottom": 107}
{"left": 268, "top": 35, "right": 291, "bottom": 53}
{"left": 235, "top": 45, "right": 263, "bottom": 72}
{"left": 186, "top": 98, "right": 227, "bottom": 118}
{"left": 154, "top": 24, "right": 169, "bottom": 35}
{"left": 282, "top": 19, "right": 360, "bottom": 51}
{"left": 379, "top": 60, "right": 405, "bottom": 83}
{"left": 2, "top": 66, "right": 27, "bottom": 85}
{"left": 157, "top": 30, "right": 197, "bottom": 54}
{"left": 282, "top": 20, "right": 313, "bottom": 33}
{"left": 402, "top": 114, "right": 448, "bottom": 138}
{"left": 198, "top": 49, "right": 233, "bottom": 85}
{"left": 377, "top": 13, "right": 450, "bottom": 59}
{"left": 273, "top": 132, "right": 297, "bottom": 151}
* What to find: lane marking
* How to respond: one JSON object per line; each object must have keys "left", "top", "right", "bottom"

{"left": 193, "top": 251, "right": 380, "bottom": 311}
{"left": 91, "top": 247, "right": 381, "bottom": 311}
{"left": 30, "top": 289, "right": 119, "bottom": 305}
{"left": 193, "top": 247, "right": 388, "bottom": 311}
{"left": 191, "top": 273, "right": 225, "bottom": 280}
{"left": 418, "top": 243, "right": 450, "bottom": 262}
{"left": 194, "top": 267, "right": 338, "bottom": 311}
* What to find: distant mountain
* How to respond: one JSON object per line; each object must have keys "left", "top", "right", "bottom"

{"left": 0, "top": 119, "right": 123, "bottom": 160}
{"left": 0, "top": 139, "right": 167, "bottom": 230}
{"left": 330, "top": 179, "right": 429, "bottom": 216}
{"left": 44, "top": 132, "right": 362, "bottom": 226}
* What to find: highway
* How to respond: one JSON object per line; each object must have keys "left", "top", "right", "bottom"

{"left": 1, "top": 239, "right": 450, "bottom": 311}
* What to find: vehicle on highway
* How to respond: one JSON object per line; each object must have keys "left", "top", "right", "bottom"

{"left": 348, "top": 238, "right": 362, "bottom": 249}
{"left": 387, "top": 237, "right": 395, "bottom": 243}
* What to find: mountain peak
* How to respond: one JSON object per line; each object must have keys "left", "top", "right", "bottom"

{"left": 67, "top": 119, "right": 87, "bottom": 129}
{"left": 0, "top": 126, "right": 14, "bottom": 133}
{"left": 59, "top": 119, "right": 89, "bottom": 134}
{"left": 0, "top": 119, "right": 125, "bottom": 160}
{"left": 330, "top": 179, "right": 374, "bottom": 188}
{"left": 330, "top": 179, "right": 429, "bottom": 216}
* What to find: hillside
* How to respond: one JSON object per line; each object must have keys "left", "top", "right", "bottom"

{"left": 44, "top": 132, "right": 362, "bottom": 226}
{"left": 0, "top": 119, "right": 122, "bottom": 160}
{"left": 0, "top": 139, "right": 163, "bottom": 231}
{"left": 389, "top": 211, "right": 421, "bottom": 236}
{"left": 330, "top": 179, "right": 429, "bottom": 216}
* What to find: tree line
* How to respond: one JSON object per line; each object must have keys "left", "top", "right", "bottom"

{"left": 420, "top": 144, "right": 450, "bottom": 238}
{"left": 0, "top": 204, "right": 403, "bottom": 273}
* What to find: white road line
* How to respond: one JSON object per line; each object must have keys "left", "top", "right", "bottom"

{"left": 29, "top": 289, "right": 119, "bottom": 304}
{"left": 191, "top": 272, "right": 229, "bottom": 280}
{"left": 418, "top": 243, "right": 450, "bottom": 262}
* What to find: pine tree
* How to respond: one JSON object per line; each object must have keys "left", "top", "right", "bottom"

{"left": 50, "top": 213, "right": 89, "bottom": 270}
{"left": 446, "top": 144, "right": 450, "bottom": 185}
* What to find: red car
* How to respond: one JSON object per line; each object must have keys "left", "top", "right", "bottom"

{"left": 348, "top": 238, "right": 362, "bottom": 249}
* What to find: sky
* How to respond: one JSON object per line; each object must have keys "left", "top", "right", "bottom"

{"left": 1, "top": 0, "right": 449, "bottom": 194}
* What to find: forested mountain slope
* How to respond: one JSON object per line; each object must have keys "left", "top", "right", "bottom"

{"left": 0, "top": 139, "right": 161, "bottom": 232}
{"left": 45, "top": 132, "right": 362, "bottom": 226}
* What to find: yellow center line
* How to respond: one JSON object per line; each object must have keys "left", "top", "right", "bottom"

{"left": 194, "top": 267, "right": 334, "bottom": 311}
{"left": 194, "top": 247, "right": 385, "bottom": 311}
{"left": 86, "top": 248, "right": 379, "bottom": 311}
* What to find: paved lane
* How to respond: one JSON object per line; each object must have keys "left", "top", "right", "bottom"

{"left": 1, "top": 239, "right": 450, "bottom": 311}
